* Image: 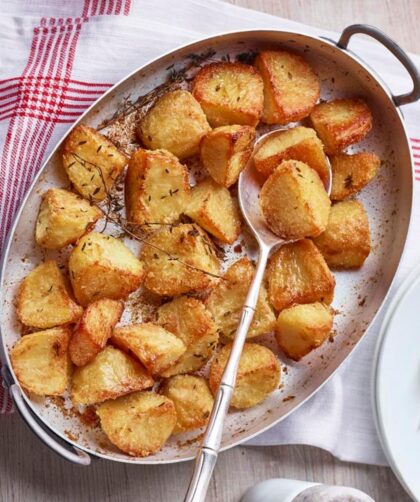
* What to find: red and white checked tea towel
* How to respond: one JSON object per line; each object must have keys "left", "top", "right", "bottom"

{"left": 1, "top": 0, "right": 420, "bottom": 465}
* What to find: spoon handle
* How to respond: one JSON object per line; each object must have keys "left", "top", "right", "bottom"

{"left": 184, "top": 245, "right": 271, "bottom": 502}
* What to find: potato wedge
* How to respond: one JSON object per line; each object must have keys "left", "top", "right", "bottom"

{"left": 255, "top": 50, "right": 320, "bottom": 125}
{"left": 97, "top": 391, "right": 176, "bottom": 457}
{"left": 62, "top": 124, "right": 128, "bottom": 201}
{"left": 69, "top": 299, "right": 124, "bottom": 366}
{"left": 138, "top": 90, "right": 210, "bottom": 160}
{"left": 209, "top": 343, "right": 280, "bottom": 409}
{"left": 313, "top": 200, "right": 371, "bottom": 269}
{"left": 71, "top": 346, "right": 153, "bottom": 405}
{"left": 16, "top": 260, "right": 82, "bottom": 329}
{"left": 267, "top": 239, "right": 335, "bottom": 311}
{"left": 192, "top": 62, "right": 264, "bottom": 127}
{"left": 10, "top": 327, "right": 71, "bottom": 396}
{"left": 185, "top": 178, "right": 241, "bottom": 244}
{"left": 206, "top": 258, "right": 275, "bottom": 339}
{"left": 69, "top": 232, "right": 144, "bottom": 306}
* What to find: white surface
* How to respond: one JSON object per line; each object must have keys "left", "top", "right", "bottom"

{"left": 241, "top": 479, "right": 319, "bottom": 502}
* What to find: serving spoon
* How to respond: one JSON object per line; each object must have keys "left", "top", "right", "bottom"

{"left": 184, "top": 129, "right": 332, "bottom": 502}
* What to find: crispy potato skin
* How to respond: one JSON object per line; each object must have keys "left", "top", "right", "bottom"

{"left": 11, "top": 327, "right": 71, "bottom": 396}
{"left": 35, "top": 188, "right": 101, "bottom": 249}
{"left": 141, "top": 224, "right": 220, "bottom": 296}
{"left": 71, "top": 346, "right": 153, "bottom": 405}
{"left": 209, "top": 343, "right": 280, "bottom": 409}
{"left": 69, "top": 299, "right": 124, "bottom": 366}
{"left": 267, "top": 239, "right": 335, "bottom": 311}
{"left": 16, "top": 260, "right": 83, "bottom": 329}
{"left": 192, "top": 62, "right": 264, "bottom": 127}
{"left": 62, "top": 124, "right": 128, "bottom": 201}
{"left": 111, "top": 323, "right": 186, "bottom": 376}
{"left": 125, "top": 148, "right": 190, "bottom": 227}
{"left": 138, "top": 90, "right": 210, "bottom": 160}
{"left": 200, "top": 125, "right": 256, "bottom": 187}
{"left": 310, "top": 98, "right": 373, "bottom": 154}
{"left": 313, "top": 200, "right": 371, "bottom": 269}
{"left": 161, "top": 375, "right": 214, "bottom": 434}
{"left": 207, "top": 258, "right": 275, "bottom": 339}
{"left": 157, "top": 296, "right": 218, "bottom": 376}
{"left": 186, "top": 178, "right": 241, "bottom": 244}
{"left": 97, "top": 391, "right": 176, "bottom": 457}
{"left": 69, "top": 232, "right": 144, "bottom": 306}
{"left": 330, "top": 152, "right": 381, "bottom": 201}
{"left": 253, "top": 126, "right": 329, "bottom": 183}
{"left": 255, "top": 50, "right": 320, "bottom": 125}
{"left": 275, "top": 302, "right": 333, "bottom": 361}
{"left": 260, "top": 160, "right": 331, "bottom": 240}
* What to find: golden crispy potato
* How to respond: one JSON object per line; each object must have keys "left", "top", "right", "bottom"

{"left": 10, "top": 327, "right": 71, "bottom": 396}
{"left": 62, "top": 124, "right": 128, "bottom": 201}
{"left": 330, "top": 152, "right": 381, "bottom": 201}
{"left": 200, "top": 125, "right": 256, "bottom": 187}
{"left": 111, "top": 323, "right": 186, "bottom": 376}
{"left": 267, "top": 239, "right": 335, "bottom": 311}
{"left": 313, "top": 200, "right": 371, "bottom": 269}
{"left": 255, "top": 50, "right": 320, "bottom": 125}
{"left": 35, "top": 188, "right": 101, "bottom": 249}
{"left": 206, "top": 258, "right": 275, "bottom": 339}
{"left": 209, "top": 343, "right": 280, "bottom": 409}
{"left": 157, "top": 296, "right": 218, "bottom": 376}
{"left": 125, "top": 148, "right": 190, "bottom": 227}
{"left": 69, "top": 299, "right": 124, "bottom": 366}
{"left": 141, "top": 224, "right": 220, "bottom": 296}
{"left": 161, "top": 375, "right": 214, "bottom": 434}
{"left": 192, "top": 62, "right": 264, "bottom": 127}
{"left": 138, "top": 90, "right": 210, "bottom": 160}
{"left": 275, "top": 302, "right": 333, "bottom": 361}
{"left": 71, "top": 346, "right": 153, "bottom": 405}
{"left": 97, "top": 391, "right": 176, "bottom": 457}
{"left": 69, "top": 232, "right": 144, "bottom": 306}
{"left": 253, "top": 126, "right": 329, "bottom": 182}
{"left": 16, "top": 260, "right": 82, "bottom": 329}
{"left": 310, "top": 98, "right": 373, "bottom": 154}
{"left": 186, "top": 178, "right": 241, "bottom": 244}
{"left": 260, "top": 160, "right": 330, "bottom": 240}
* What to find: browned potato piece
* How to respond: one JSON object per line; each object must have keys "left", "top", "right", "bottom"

{"left": 260, "top": 160, "right": 330, "bottom": 240}
{"left": 192, "top": 62, "right": 264, "bottom": 127}
{"left": 310, "top": 98, "right": 373, "bottom": 154}
{"left": 157, "top": 296, "right": 218, "bottom": 376}
{"left": 313, "top": 200, "right": 371, "bottom": 269}
{"left": 125, "top": 148, "right": 190, "bottom": 227}
{"left": 10, "top": 327, "right": 71, "bottom": 396}
{"left": 209, "top": 343, "right": 280, "bottom": 409}
{"left": 111, "top": 323, "right": 186, "bottom": 376}
{"left": 267, "top": 239, "right": 335, "bottom": 311}
{"left": 186, "top": 178, "right": 241, "bottom": 244}
{"left": 206, "top": 258, "right": 275, "bottom": 339}
{"left": 275, "top": 302, "right": 333, "bottom": 361}
{"left": 255, "top": 50, "right": 320, "bottom": 125}
{"left": 16, "top": 261, "right": 82, "bottom": 329}
{"left": 69, "top": 232, "right": 144, "bottom": 306}
{"left": 71, "top": 346, "right": 153, "bottom": 405}
{"left": 138, "top": 90, "right": 210, "bottom": 160}
{"left": 62, "top": 124, "right": 128, "bottom": 201}
{"left": 253, "top": 126, "right": 329, "bottom": 182}
{"left": 330, "top": 152, "right": 381, "bottom": 201}
{"left": 200, "top": 125, "right": 256, "bottom": 187}
{"left": 35, "top": 188, "right": 101, "bottom": 249}
{"left": 97, "top": 391, "right": 176, "bottom": 457}
{"left": 141, "top": 224, "right": 220, "bottom": 296}
{"left": 69, "top": 299, "right": 124, "bottom": 366}
{"left": 161, "top": 375, "right": 214, "bottom": 434}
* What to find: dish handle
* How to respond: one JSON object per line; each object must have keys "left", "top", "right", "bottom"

{"left": 337, "top": 24, "right": 420, "bottom": 106}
